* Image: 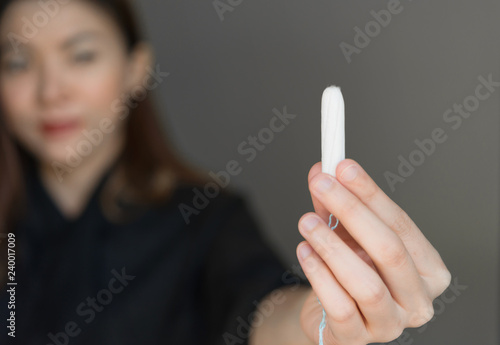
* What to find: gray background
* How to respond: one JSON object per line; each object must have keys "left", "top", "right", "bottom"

{"left": 136, "top": 0, "right": 499, "bottom": 343}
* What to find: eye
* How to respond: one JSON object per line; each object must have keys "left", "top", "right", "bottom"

{"left": 73, "top": 51, "right": 97, "bottom": 64}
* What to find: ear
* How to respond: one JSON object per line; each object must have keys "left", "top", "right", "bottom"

{"left": 123, "top": 41, "right": 154, "bottom": 94}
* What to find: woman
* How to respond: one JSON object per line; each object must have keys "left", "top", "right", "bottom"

{"left": 0, "top": 0, "right": 451, "bottom": 344}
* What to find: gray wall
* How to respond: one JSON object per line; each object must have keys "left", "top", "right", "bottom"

{"left": 136, "top": 1, "right": 499, "bottom": 343}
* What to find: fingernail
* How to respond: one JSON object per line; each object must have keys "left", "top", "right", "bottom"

{"left": 313, "top": 175, "right": 333, "bottom": 193}
{"left": 299, "top": 243, "right": 312, "bottom": 259}
{"left": 340, "top": 165, "right": 358, "bottom": 181}
{"left": 301, "top": 216, "right": 319, "bottom": 232}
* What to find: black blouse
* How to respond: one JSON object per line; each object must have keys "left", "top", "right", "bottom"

{"left": 0, "top": 159, "right": 309, "bottom": 344}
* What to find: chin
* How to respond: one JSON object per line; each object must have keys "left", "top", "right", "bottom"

{"left": 20, "top": 132, "right": 82, "bottom": 167}
{"left": 43, "top": 147, "right": 72, "bottom": 166}
{"left": 43, "top": 138, "right": 86, "bottom": 167}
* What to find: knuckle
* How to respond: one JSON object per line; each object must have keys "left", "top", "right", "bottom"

{"left": 428, "top": 265, "right": 452, "bottom": 297}
{"left": 302, "top": 255, "right": 321, "bottom": 274}
{"left": 408, "top": 301, "right": 435, "bottom": 327}
{"left": 362, "top": 183, "right": 379, "bottom": 204}
{"left": 438, "top": 269, "right": 452, "bottom": 292}
{"left": 314, "top": 232, "right": 341, "bottom": 260}
{"left": 330, "top": 303, "right": 358, "bottom": 324}
{"left": 391, "top": 207, "right": 413, "bottom": 238}
{"left": 313, "top": 236, "right": 330, "bottom": 258}
{"left": 378, "top": 242, "right": 409, "bottom": 269}
{"left": 358, "top": 282, "right": 387, "bottom": 306}
{"left": 324, "top": 231, "right": 343, "bottom": 250}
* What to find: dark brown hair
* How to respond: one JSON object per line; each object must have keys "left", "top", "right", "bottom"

{"left": 0, "top": 0, "right": 215, "bottom": 283}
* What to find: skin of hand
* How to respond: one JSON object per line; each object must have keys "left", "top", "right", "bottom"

{"left": 295, "top": 159, "right": 452, "bottom": 345}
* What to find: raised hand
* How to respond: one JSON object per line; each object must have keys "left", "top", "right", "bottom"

{"left": 296, "top": 159, "right": 451, "bottom": 345}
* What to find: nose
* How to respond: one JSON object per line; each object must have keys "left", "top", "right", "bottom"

{"left": 37, "top": 59, "right": 68, "bottom": 106}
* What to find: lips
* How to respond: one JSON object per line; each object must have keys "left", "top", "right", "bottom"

{"left": 40, "top": 119, "right": 81, "bottom": 137}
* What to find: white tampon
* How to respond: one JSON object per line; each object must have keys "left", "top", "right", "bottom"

{"left": 321, "top": 85, "right": 345, "bottom": 177}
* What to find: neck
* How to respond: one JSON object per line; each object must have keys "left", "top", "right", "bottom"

{"left": 39, "top": 133, "right": 126, "bottom": 220}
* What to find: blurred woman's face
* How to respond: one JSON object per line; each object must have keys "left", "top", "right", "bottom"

{"left": 0, "top": 0, "right": 140, "bottom": 166}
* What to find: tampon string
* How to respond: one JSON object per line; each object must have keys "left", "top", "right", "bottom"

{"left": 316, "top": 213, "right": 339, "bottom": 345}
